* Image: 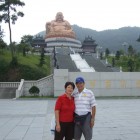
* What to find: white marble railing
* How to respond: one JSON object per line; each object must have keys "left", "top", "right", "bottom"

{"left": 16, "top": 79, "right": 24, "bottom": 98}
{"left": 0, "top": 82, "right": 20, "bottom": 88}
{"left": 21, "top": 74, "right": 54, "bottom": 97}
{"left": 0, "top": 74, "right": 54, "bottom": 98}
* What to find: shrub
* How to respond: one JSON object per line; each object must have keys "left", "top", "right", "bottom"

{"left": 29, "top": 86, "right": 40, "bottom": 96}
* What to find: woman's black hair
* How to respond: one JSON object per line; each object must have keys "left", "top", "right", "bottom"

{"left": 64, "top": 81, "right": 75, "bottom": 90}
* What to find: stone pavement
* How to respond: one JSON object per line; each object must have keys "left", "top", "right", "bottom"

{"left": 0, "top": 98, "right": 140, "bottom": 140}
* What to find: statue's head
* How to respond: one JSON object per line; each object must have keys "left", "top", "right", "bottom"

{"left": 55, "top": 12, "right": 64, "bottom": 22}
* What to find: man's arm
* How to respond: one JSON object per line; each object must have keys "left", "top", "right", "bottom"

{"left": 90, "top": 106, "right": 96, "bottom": 128}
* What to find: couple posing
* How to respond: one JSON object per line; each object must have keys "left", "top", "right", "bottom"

{"left": 54, "top": 77, "right": 97, "bottom": 140}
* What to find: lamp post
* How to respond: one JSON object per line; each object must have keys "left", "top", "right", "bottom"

{"left": 0, "top": 25, "right": 2, "bottom": 38}
{"left": 96, "top": 46, "right": 102, "bottom": 59}
{"left": 97, "top": 50, "right": 99, "bottom": 58}
{"left": 120, "top": 66, "right": 122, "bottom": 72}
{"left": 105, "top": 58, "right": 108, "bottom": 64}
{"left": 0, "top": 25, "right": 4, "bottom": 39}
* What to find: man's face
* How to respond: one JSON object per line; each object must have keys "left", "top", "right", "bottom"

{"left": 76, "top": 82, "right": 85, "bottom": 92}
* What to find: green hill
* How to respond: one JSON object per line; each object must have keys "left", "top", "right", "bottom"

{"left": 0, "top": 51, "right": 51, "bottom": 82}
{"left": 38, "top": 25, "right": 140, "bottom": 52}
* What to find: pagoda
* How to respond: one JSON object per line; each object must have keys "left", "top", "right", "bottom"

{"left": 81, "top": 36, "right": 97, "bottom": 53}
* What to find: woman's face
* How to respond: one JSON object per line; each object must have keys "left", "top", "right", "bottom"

{"left": 65, "top": 85, "right": 74, "bottom": 95}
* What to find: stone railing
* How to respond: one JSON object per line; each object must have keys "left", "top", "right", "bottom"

{"left": 0, "top": 82, "right": 20, "bottom": 88}
{"left": 22, "top": 74, "right": 54, "bottom": 97}
{"left": 0, "top": 74, "right": 54, "bottom": 98}
{"left": 16, "top": 79, "right": 24, "bottom": 98}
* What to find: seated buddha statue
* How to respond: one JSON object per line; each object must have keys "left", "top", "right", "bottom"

{"left": 45, "top": 12, "right": 76, "bottom": 39}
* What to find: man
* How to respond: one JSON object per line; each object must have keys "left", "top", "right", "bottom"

{"left": 72, "top": 77, "right": 96, "bottom": 140}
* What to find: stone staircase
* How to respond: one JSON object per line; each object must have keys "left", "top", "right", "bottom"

{"left": 56, "top": 53, "right": 79, "bottom": 72}
{"left": 81, "top": 54, "right": 113, "bottom": 72}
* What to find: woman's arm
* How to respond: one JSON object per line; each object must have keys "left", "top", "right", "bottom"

{"left": 55, "top": 110, "right": 61, "bottom": 132}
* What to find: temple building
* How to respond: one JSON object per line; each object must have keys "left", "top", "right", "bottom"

{"left": 32, "top": 35, "right": 46, "bottom": 48}
{"left": 81, "top": 36, "right": 97, "bottom": 53}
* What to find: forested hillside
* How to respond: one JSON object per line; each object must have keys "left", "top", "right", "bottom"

{"left": 38, "top": 25, "right": 140, "bottom": 52}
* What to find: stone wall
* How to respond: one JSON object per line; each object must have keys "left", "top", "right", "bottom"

{"left": 23, "top": 75, "right": 54, "bottom": 96}
{"left": 54, "top": 69, "right": 140, "bottom": 97}
{"left": 1, "top": 70, "right": 140, "bottom": 98}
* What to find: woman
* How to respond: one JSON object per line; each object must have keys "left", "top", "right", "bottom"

{"left": 54, "top": 81, "right": 75, "bottom": 140}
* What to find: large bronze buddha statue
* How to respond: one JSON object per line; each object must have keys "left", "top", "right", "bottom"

{"left": 45, "top": 12, "right": 76, "bottom": 39}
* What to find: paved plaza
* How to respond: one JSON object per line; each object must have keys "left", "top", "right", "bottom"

{"left": 0, "top": 98, "right": 140, "bottom": 140}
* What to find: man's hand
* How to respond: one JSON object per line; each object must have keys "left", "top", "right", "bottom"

{"left": 90, "top": 118, "right": 95, "bottom": 128}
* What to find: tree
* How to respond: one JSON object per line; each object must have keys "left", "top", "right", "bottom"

{"left": 0, "top": 0, "right": 25, "bottom": 58}
{"left": 119, "top": 49, "right": 124, "bottom": 56}
{"left": 19, "top": 35, "right": 33, "bottom": 56}
{"left": 39, "top": 47, "right": 45, "bottom": 67}
{"left": 127, "top": 58, "right": 135, "bottom": 72}
{"left": 112, "top": 57, "right": 115, "bottom": 67}
{"left": 8, "top": 42, "right": 19, "bottom": 67}
{"left": 115, "top": 50, "right": 120, "bottom": 60}
{"left": 105, "top": 48, "right": 110, "bottom": 57}
{"left": 127, "top": 45, "right": 134, "bottom": 57}
{"left": 18, "top": 42, "right": 29, "bottom": 56}
{"left": 136, "top": 35, "right": 140, "bottom": 42}
{"left": 0, "top": 38, "right": 7, "bottom": 52}
{"left": 21, "top": 35, "right": 33, "bottom": 45}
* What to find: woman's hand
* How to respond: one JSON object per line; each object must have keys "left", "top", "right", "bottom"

{"left": 56, "top": 124, "right": 61, "bottom": 132}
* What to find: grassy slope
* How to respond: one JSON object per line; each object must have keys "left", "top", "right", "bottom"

{"left": 0, "top": 50, "right": 51, "bottom": 81}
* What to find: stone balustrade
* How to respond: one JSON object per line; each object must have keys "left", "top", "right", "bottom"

{"left": 0, "top": 74, "right": 54, "bottom": 98}
{"left": 0, "top": 82, "right": 20, "bottom": 88}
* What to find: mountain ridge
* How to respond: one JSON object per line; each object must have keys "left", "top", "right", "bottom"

{"left": 37, "top": 25, "right": 140, "bottom": 52}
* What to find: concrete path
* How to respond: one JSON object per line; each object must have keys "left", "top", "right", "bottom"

{"left": 0, "top": 98, "right": 140, "bottom": 140}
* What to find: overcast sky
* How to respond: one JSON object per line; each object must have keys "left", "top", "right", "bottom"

{"left": 1, "top": 0, "right": 140, "bottom": 44}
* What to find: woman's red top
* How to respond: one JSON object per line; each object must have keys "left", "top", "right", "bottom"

{"left": 55, "top": 94, "right": 75, "bottom": 122}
